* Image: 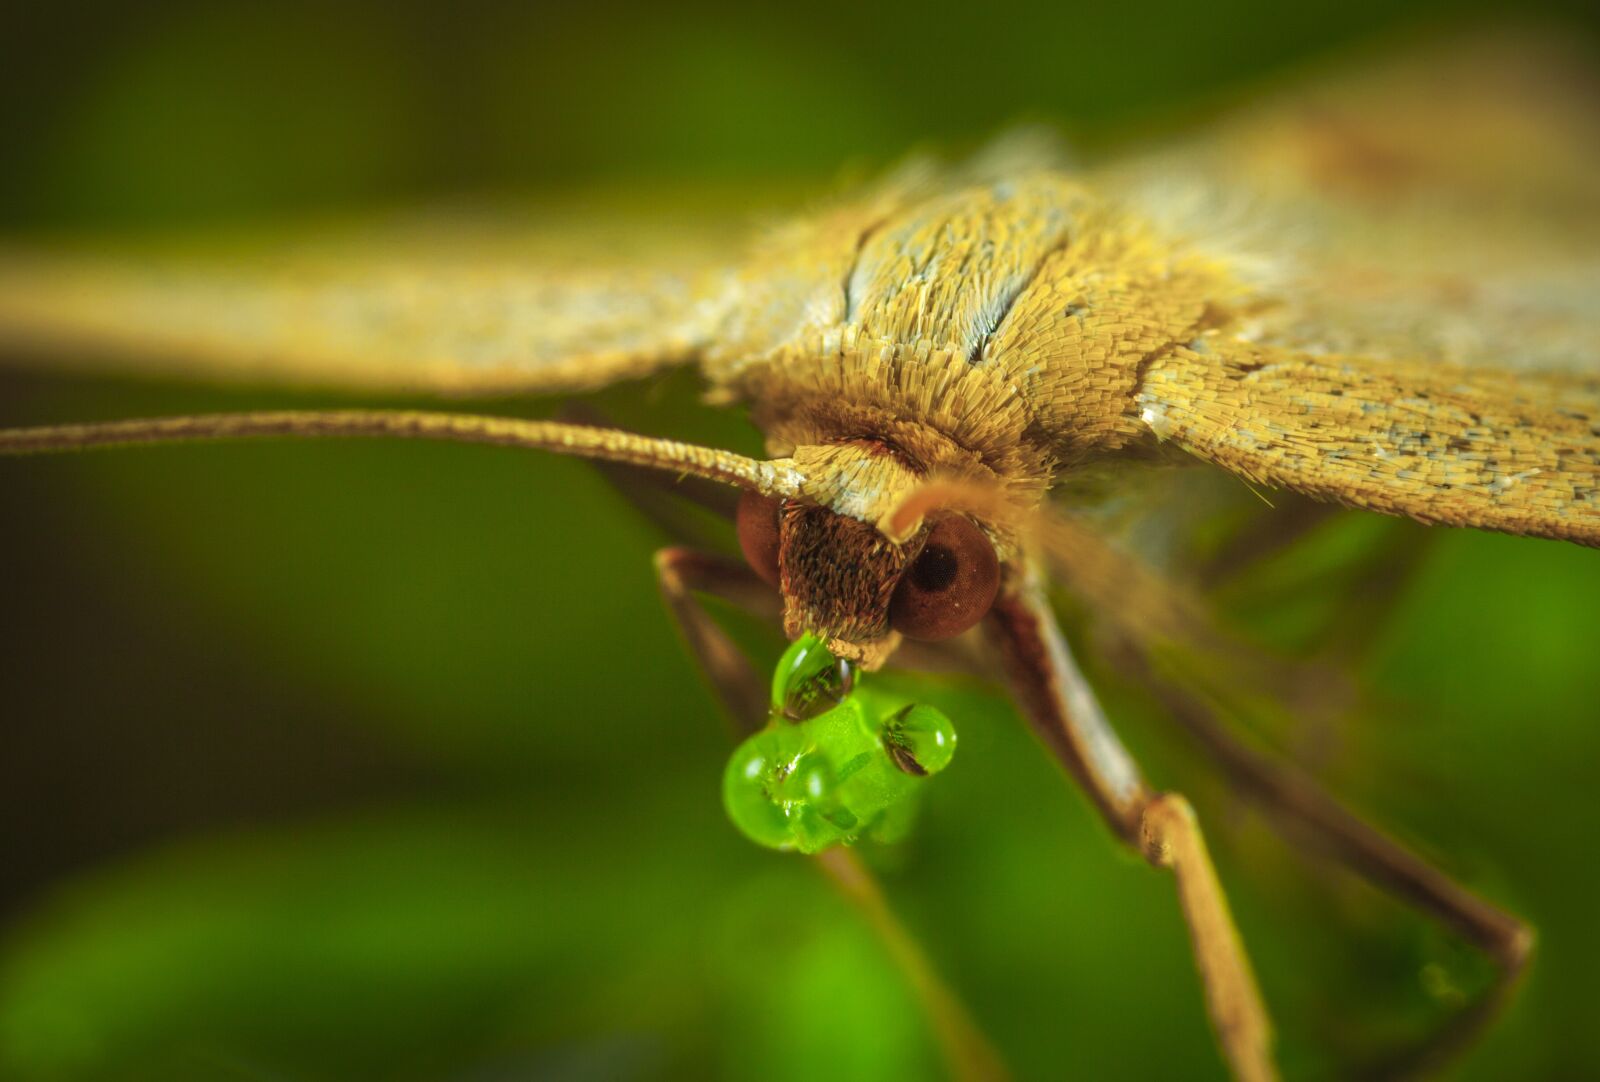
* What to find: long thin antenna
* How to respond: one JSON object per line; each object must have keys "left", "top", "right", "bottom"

{"left": 0, "top": 409, "right": 806, "bottom": 498}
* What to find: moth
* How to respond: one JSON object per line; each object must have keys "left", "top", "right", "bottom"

{"left": 1, "top": 32, "right": 1597, "bottom": 1082}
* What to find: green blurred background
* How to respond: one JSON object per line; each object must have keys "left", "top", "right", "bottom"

{"left": 2, "top": 2, "right": 1599, "bottom": 1079}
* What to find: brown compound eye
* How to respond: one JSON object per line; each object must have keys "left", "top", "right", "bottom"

{"left": 736, "top": 490, "right": 783, "bottom": 587}
{"left": 889, "top": 515, "right": 1000, "bottom": 641}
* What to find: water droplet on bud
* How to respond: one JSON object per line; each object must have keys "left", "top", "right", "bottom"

{"left": 772, "top": 633, "right": 855, "bottom": 721}
{"left": 722, "top": 734, "right": 796, "bottom": 850}
{"left": 881, "top": 704, "right": 957, "bottom": 776}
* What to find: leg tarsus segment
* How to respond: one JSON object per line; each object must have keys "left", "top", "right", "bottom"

{"left": 1041, "top": 513, "right": 1528, "bottom": 1073}
{"left": 1141, "top": 793, "right": 1278, "bottom": 1082}
{"left": 986, "top": 573, "right": 1279, "bottom": 1081}
{"left": 1115, "top": 640, "right": 1532, "bottom": 1076}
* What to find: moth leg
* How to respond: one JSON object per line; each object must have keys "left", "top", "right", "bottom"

{"left": 986, "top": 574, "right": 1277, "bottom": 1082}
{"left": 653, "top": 546, "right": 1009, "bottom": 1081}
{"left": 1116, "top": 642, "right": 1531, "bottom": 1078}
{"left": 1048, "top": 515, "right": 1527, "bottom": 1071}
{"left": 654, "top": 547, "right": 775, "bottom": 732}
{"left": 1140, "top": 793, "right": 1276, "bottom": 1082}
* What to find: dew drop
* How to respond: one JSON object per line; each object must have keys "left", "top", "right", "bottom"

{"left": 771, "top": 633, "right": 855, "bottom": 721}
{"left": 722, "top": 732, "right": 796, "bottom": 851}
{"left": 881, "top": 704, "right": 957, "bottom": 777}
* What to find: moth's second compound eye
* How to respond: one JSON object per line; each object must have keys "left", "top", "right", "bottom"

{"left": 888, "top": 515, "right": 1000, "bottom": 641}
{"left": 736, "top": 490, "right": 783, "bottom": 587}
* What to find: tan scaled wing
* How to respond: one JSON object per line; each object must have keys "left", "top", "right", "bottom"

{"left": 1116, "top": 32, "right": 1600, "bottom": 545}
{"left": 0, "top": 189, "right": 761, "bottom": 397}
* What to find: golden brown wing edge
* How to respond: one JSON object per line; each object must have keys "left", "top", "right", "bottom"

{"left": 0, "top": 204, "right": 750, "bottom": 397}
{"left": 1140, "top": 342, "right": 1600, "bottom": 546}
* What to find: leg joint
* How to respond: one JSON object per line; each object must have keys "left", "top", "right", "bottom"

{"left": 1139, "top": 791, "right": 1197, "bottom": 869}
